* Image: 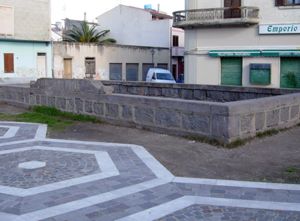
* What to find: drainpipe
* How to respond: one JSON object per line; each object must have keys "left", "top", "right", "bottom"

{"left": 51, "top": 40, "right": 54, "bottom": 78}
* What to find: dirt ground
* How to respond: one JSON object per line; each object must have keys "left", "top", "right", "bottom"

{"left": 49, "top": 122, "right": 300, "bottom": 184}
{"left": 1, "top": 102, "right": 299, "bottom": 183}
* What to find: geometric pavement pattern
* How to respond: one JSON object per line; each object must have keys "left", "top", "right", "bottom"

{"left": 0, "top": 122, "right": 299, "bottom": 221}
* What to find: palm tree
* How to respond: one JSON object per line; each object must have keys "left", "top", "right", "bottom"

{"left": 64, "top": 21, "right": 116, "bottom": 44}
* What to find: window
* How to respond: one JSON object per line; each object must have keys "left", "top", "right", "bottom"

{"left": 287, "top": 0, "right": 300, "bottom": 5}
{"left": 0, "top": 6, "right": 14, "bottom": 36}
{"left": 126, "top": 63, "right": 139, "bottom": 81}
{"left": 4, "top": 53, "right": 14, "bottom": 73}
{"left": 173, "top": 35, "right": 179, "bottom": 47}
{"left": 142, "top": 63, "right": 154, "bottom": 81}
{"left": 109, "top": 63, "right": 122, "bottom": 80}
{"left": 157, "top": 63, "right": 168, "bottom": 70}
{"left": 275, "top": 0, "right": 300, "bottom": 6}
{"left": 85, "top": 57, "right": 96, "bottom": 79}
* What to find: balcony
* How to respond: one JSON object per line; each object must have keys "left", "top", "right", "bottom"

{"left": 173, "top": 7, "right": 259, "bottom": 29}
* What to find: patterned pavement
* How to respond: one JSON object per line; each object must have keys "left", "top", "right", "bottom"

{"left": 0, "top": 122, "right": 299, "bottom": 221}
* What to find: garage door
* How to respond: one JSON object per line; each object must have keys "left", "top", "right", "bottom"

{"left": 280, "top": 58, "right": 300, "bottom": 88}
{"left": 126, "top": 63, "right": 139, "bottom": 81}
{"left": 142, "top": 63, "right": 154, "bottom": 81}
{"left": 221, "top": 57, "right": 242, "bottom": 86}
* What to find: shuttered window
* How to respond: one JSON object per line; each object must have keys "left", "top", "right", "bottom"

{"left": 0, "top": 6, "right": 14, "bottom": 36}
{"left": 126, "top": 63, "right": 139, "bottom": 81}
{"left": 142, "top": 63, "right": 154, "bottom": 81}
{"left": 4, "top": 53, "right": 14, "bottom": 73}
{"left": 275, "top": 0, "right": 285, "bottom": 6}
{"left": 173, "top": 35, "right": 179, "bottom": 47}
{"left": 275, "top": 0, "right": 300, "bottom": 6}
{"left": 280, "top": 58, "right": 300, "bottom": 88}
{"left": 157, "top": 63, "right": 168, "bottom": 70}
{"left": 109, "top": 63, "right": 122, "bottom": 80}
{"left": 221, "top": 57, "right": 243, "bottom": 86}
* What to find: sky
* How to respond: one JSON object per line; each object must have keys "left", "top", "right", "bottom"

{"left": 51, "top": 0, "right": 184, "bottom": 23}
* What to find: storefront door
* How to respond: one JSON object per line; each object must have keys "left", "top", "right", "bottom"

{"left": 280, "top": 58, "right": 300, "bottom": 88}
{"left": 221, "top": 57, "right": 243, "bottom": 86}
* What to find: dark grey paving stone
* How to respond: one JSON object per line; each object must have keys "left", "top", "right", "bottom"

{"left": 0, "top": 149, "right": 100, "bottom": 188}
{"left": 157, "top": 204, "right": 300, "bottom": 221}
{"left": 174, "top": 183, "right": 300, "bottom": 203}
{"left": 0, "top": 127, "right": 9, "bottom": 136}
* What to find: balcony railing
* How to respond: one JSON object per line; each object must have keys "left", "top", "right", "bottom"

{"left": 173, "top": 7, "right": 259, "bottom": 28}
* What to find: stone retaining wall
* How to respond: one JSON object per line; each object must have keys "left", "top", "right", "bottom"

{"left": 102, "top": 81, "right": 299, "bottom": 102}
{"left": 0, "top": 79, "right": 300, "bottom": 144}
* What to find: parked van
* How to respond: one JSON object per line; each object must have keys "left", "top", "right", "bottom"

{"left": 146, "top": 68, "right": 176, "bottom": 84}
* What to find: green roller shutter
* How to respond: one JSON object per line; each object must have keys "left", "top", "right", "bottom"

{"left": 221, "top": 57, "right": 242, "bottom": 86}
{"left": 280, "top": 58, "right": 300, "bottom": 88}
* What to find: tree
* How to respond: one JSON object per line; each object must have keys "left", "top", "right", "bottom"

{"left": 64, "top": 21, "right": 116, "bottom": 44}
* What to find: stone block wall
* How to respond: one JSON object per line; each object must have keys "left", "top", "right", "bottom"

{"left": 102, "top": 81, "right": 299, "bottom": 102}
{"left": 1, "top": 79, "right": 300, "bottom": 144}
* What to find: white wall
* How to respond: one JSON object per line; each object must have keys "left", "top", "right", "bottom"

{"left": 97, "top": 5, "right": 171, "bottom": 48}
{"left": 0, "top": 0, "right": 51, "bottom": 41}
{"left": 186, "top": 0, "right": 300, "bottom": 23}
{"left": 172, "top": 28, "right": 185, "bottom": 47}
{"left": 243, "top": 57, "right": 280, "bottom": 88}
{"left": 184, "top": 0, "right": 300, "bottom": 86}
{"left": 0, "top": 41, "right": 52, "bottom": 84}
{"left": 53, "top": 42, "right": 170, "bottom": 81}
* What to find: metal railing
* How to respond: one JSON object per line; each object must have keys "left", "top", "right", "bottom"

{"left": 173, "top": 7, "right": 259, "bottom": 25}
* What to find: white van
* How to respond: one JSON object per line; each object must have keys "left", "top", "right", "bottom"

{"left": 146, "top": 68, "right": 176, "bottom": 84}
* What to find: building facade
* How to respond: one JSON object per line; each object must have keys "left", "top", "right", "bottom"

{"left": 0, "top": 0, "right": 52, "bottom": 84}
{"left": 174, "top": 0, "right": 300, "bottom": 88}
{"left": 171, "top": 27, "right": 185, "bottom": 82}
{"left": 97, "top": 5, "right": 172, "bottom": 48}
{"left": 53, "top": 42, "right": 170, "bottom": 81}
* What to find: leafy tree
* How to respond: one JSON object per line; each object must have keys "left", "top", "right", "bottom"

{"left": 64, "top": 21, "right": 116, "bottom": 44}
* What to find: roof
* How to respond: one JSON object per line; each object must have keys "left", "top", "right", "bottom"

{"left": 98, "top": 4, "right": 172, "bottom": 20}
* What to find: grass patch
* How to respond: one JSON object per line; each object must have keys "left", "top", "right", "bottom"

{"left": 283, "top": 167, "right": 300, "bottom": 184}
{"left": 184, "top": 135, "right": 248, "bottom": 148}
{"left": 183, "top": 135, "right": 222, "bottom": 147}
{"left": 225, "top": 139, "right": 247, "bottom": 149}
{"left": 32, "top": 106, "right": 99, "bottom": 123}
{"left": 256, "top": 129, "right": 279, "bottom": 138}
{"left": 286, "top": 167, "right": 299, "bottom": 174}
{"left": 0, "top": 106, "right": 101, "bottom": 131}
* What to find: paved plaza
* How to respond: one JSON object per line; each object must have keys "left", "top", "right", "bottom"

{"left": 0, "top": 122, "right": 299, "bottom": 221}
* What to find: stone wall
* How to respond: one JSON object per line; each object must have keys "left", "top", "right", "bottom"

{"left": 0, "top": 79, "right": 300, "bottom": 144}
{"left": 102, "top": 81, "right": 299, "bottom": 102}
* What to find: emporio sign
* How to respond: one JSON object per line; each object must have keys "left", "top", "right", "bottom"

{"left": 259, "top": 24, "right": 300, "bottom": 34}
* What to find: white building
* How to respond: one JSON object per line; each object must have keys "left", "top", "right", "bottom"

{"left": 0, "top": 0, "right": 52, "bottom": 84}
{"left": 53, "top": 42, "right": 170, "bottom": 81}
{"left": 171, "top": 27, "right": 185, "bottom": 81}
{"left": 174, "top": 0, "right": 300, "bottom": 88}
{"left": 97, "top": 5, "right": 172, "bottom": 48}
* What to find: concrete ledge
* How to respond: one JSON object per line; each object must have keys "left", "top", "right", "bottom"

{"left": 1, "top": 79, "right": 300, "bottom": 144}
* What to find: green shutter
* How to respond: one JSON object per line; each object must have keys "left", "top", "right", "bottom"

{"left": 221, "top": 58, "right": 243, "bottom": 86}
{"left": 280, "top": 58, "right": 300, "bottom": 88}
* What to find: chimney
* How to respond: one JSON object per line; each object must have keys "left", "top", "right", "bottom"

{"left": 157, "top": 4, "right": 160, "bottom": 12}
{"left": 84, "top": 12, "right": 87, "bottom": 21}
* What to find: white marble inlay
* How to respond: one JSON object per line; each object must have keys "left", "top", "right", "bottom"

{"left": 18, "top": 161, "right": 46, "bottom": 170}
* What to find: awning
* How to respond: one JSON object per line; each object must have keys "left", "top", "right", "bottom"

{"left": 261, "top": 50, "right": 300, "bottom": 57}
{"left": 209, "top": 50, "right": 261, "bottom": 57}
{"left": 209, "top": 50, "right": 300, "bottom": 57}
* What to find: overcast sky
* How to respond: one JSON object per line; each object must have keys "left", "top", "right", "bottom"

{"left": 51, "top": 0, "right": 184, "bottom": 23}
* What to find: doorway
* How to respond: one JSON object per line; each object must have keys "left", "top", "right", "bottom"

{"left": 221, "top": 57, "right": 243, "bottom": 86}
{"left": 280, "top": 58, "right": 300, "bottom": 88}
{"left": 224, "top": 0, "right": 241, "bottom": 18}
{"left": 85, "top": 57, "right": 96, "bottom": 79}
{"left": 37, "top": 53, "right": 47, "bottom": 78}
{"left": 63, "top": 58, "right": 72, "bottom": 79}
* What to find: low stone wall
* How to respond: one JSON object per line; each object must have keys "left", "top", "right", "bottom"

{"left": 0, "top": 79, "right": 300, "bottom": 144}
{"left": 102, "top": 81, "right": 299, "bottom": 102}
